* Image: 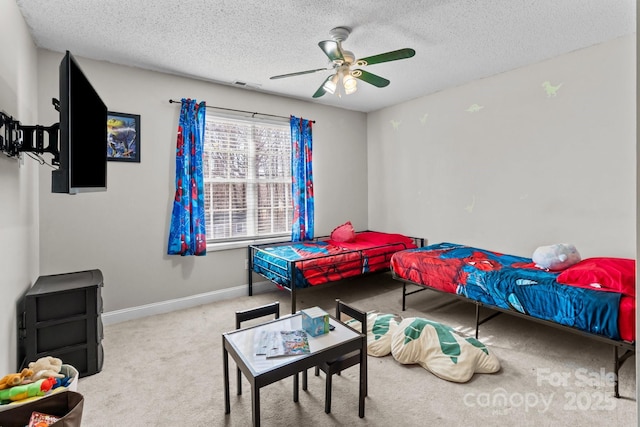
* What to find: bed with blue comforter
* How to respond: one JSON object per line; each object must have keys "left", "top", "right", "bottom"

{"left": 390, "top": 242, "right": 636, "bottom": 397}
{"left": 248, "top": 231, "right": 423, "bottom": 312}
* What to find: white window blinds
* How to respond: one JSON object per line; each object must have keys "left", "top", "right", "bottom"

{"left": 203, "top": 114, "right": 292, "bottom": 242}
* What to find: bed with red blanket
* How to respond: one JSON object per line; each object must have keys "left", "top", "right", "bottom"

{"left": 248, "top": 230, "right": 424, "bottom": 312}
{"left": 390, "top": 242, "right": 635, "bottom": 397}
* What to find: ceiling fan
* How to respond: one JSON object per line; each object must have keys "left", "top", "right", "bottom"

{"left": 269, "top": 27, "right": 416, "bottom": 98}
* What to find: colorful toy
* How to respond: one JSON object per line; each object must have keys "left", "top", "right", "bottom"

{"left": 0, "top": 377, "right": 55, "bottom": 402}
{"left": 28, "top": 356, "right": 64, "bottom": 382}
{"left": 0, "top": 368, "right": 34, "bottom": 390}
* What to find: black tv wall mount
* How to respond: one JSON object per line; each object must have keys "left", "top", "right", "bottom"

{"left": 0, "top": 98, "right": 60, "bottom": 163}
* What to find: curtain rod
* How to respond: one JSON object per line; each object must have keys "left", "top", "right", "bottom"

{"left": 168, "top": 99, "right": 315, "bottom": 123}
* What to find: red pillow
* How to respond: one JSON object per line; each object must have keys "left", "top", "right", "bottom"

{"left": 330, "top": 221, "right": 356, "bottom": 243}
{"left": 556, "top": 257, "right": 636, "bottom": 296}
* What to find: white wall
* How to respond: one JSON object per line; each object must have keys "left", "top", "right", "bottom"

{"left": 0, "top": 0, "right": 40, "bottom": 374}
{"left": 35, "top": 50, "right": 368, "bottom": 313}
{"left": 368, "top": 35, "right": 636, "bottom": 259}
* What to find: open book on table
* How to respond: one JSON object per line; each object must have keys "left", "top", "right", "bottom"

{"left": 256, "top": 330, "right": 311, "bottom": 358}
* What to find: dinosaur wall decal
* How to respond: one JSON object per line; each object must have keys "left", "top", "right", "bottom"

{"left": 466, "top": 104, "right": 484, "bottom": 113}
{"left": 542, "top": 81, "right": 563, "bottom": 97}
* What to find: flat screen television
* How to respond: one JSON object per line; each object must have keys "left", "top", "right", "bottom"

{"left": 52, "top": 51, "right": 107, "bottom": 194}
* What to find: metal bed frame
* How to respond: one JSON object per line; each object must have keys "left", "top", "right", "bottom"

{"left": 395, "top": 275, "right": 635, "bottom": 398}
{"left": 247, "top": 233, "right": 425, "bottom": 313}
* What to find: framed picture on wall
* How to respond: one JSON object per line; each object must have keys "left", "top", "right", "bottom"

{"left": 107, "top": 111, "right": 140, "bottom": 162}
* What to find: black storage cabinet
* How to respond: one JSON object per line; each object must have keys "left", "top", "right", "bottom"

{"left": 18, "top": 269, "right": 104, "bottom": 377}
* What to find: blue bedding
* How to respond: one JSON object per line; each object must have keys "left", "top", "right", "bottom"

{"left": 252, "top": 232, "right": 419, "bottom": 290}
{"left": 391, "top": 242, "right": 622, "bottom": 340}
{"left": 252, "top": 241, "right": 338, "bottom": 289}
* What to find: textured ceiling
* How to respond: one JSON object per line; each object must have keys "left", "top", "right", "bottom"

{"left": 15, "top": 0, "right": 636, "bottom": 113}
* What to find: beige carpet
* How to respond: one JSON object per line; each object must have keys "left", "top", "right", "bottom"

{"left": 77, "top": 273, "right": 636, "bottom": 426}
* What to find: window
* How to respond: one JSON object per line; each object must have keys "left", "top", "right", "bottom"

{"left": 203, "top": 114, "right": 292, "bottom": 242}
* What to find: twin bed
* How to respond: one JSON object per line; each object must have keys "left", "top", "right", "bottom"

{"left": 390, "top": 242, "right": 636, "bottom": 397}
{"left": 248, "top": 236, "right": 635, "bottom": 397}
{"left": 247, "top": 230, "right": 424, "bottom": 312}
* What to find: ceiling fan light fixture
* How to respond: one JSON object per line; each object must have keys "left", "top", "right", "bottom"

{"left": 344, "top": 83, "right": 357, "bottom": 95}
{"left": 273, "top": 27, "right": 415, "bottom": 100}
{"left": 323, "top": 73, "right": 339, "bottom": 94}
{"left": 343, "top": 73, "right": 357, "bottom": 95}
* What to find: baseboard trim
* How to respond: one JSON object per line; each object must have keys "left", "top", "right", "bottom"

{"left": 101, "top": 280, "right": 276, "bottom": 326}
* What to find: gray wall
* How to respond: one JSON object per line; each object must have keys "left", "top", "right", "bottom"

{"left": 35, "top": 50, "right": 368, "bottom": 314}
{"left": 636, "top": 3, "right": 639, "bottom": 413}
{"left": 0, "top": 0, "right": 40, "bottom": 375}
{"left": 368, "top": 35, "right": 636, "bottom": 259}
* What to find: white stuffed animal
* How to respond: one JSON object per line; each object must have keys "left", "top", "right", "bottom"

{"left": 532, "top": 243, "right": 581, "bottom": 271}
{"left": 28, "top": 356, "right": 64, "bottom": 382}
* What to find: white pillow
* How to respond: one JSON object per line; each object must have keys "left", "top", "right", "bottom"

{"left": 366, "top": 313, "right": 400, "bottom": 357}
{"left": 345, "top": 312, "right": 400, "bottom": 357}
{"left": 390, "top": 317, "right": 500, "bottom": 383}
{"left": 532, "top": 243, "right": 581, "bottom": 271}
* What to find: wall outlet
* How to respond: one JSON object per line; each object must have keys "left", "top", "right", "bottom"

{"left": 244, "top": 259, "right": 248, "bottom": 270}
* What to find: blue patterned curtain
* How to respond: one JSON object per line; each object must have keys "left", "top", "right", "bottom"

{"left": 167, "top": 98, "right": 207, "bottom": 256}
{"left": 290, "top": 116, "right": 314, "bottom": 241}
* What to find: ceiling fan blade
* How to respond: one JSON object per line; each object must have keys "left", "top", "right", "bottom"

{"left": 270, "top": 68, "right": 329, "bottom": 80}
{"left": 312, "top": 75, "right": 333, "bottom": 98}
{"left": 351, "top": 69, "right": 390, "bottom": 88}
{"left": 318, "top": 40, "right": 345, "bottom": 62}
{"left": 355, "top": 48, "right": 416, "bottom": 66}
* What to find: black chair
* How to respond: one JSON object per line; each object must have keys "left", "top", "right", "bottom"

{"left": 235, "top": 301, "right": 280, "bottom": 396}
{"left": 314, "top": 299, "right": 368, "bottom": 414}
